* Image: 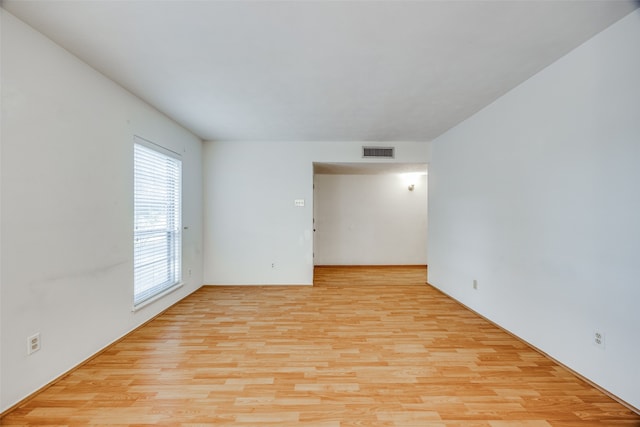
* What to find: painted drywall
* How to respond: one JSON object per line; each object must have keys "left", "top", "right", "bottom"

{"left": 427, "top": 10, "right": 640, "bottom": 409}
{"left": 0, "top": 10, "right": 203, "bottom": 412}
{"left": 313, "top": 174, "right": 427, "bottom": 265}
{"left": 203, "top": 141, "right": 430, "bottom": 285}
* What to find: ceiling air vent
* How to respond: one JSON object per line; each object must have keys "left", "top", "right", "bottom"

{"left": 362, "top": 146, "right": 395, "bottom": 159}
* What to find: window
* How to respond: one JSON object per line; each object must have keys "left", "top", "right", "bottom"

{"left": 133, "top": 139, "right": 182, "bottom": 307}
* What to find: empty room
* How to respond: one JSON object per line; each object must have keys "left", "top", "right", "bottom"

{"left": 1, "top": 1, "right": 639, "bottom": 425}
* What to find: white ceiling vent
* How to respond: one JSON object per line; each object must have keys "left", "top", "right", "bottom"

{"left": 362, "top": 146, "right": 395, "bottom": 159}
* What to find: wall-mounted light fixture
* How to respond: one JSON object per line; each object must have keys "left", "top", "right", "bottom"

{"left": 401, "top": 171, "right": 426, "bottom": 192}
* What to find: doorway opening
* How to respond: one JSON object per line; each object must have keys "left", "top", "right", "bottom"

{"left": 312, "top": 162, "right": 428, "bottom": 276}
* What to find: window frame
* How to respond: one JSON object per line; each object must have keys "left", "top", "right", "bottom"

{"left": 133, "top": 136, "right": 183, "bottom": 309}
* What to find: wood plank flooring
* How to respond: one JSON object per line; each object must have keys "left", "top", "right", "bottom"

{"left": 2, "top": 266, "right": 639, "bottom": 426}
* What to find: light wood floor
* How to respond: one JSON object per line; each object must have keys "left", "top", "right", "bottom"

{"left": 2, "top": 266, "right": 638, "bottom": 426}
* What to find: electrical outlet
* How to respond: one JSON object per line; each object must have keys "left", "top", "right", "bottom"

{"left": 473, "top": 279, "right": 478, "bottom": 290}
{"left": 271, "top": 263, "right": 275, "bottom": 269}
{"left": 27, "top": 333, "right": 41, "bottom": 355}
{"left": 594, "top": 330, "right": 605, "bottom": 349}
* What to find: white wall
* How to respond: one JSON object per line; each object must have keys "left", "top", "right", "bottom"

{"left": 427, "top": 10, "right": 640, "bottom": 409}
{"left": 314, "top": 173, "right": 427, "bottom": 265}
{"left": 203, "top": 141, "right": 429, "bottom": 285}
{"left": 0, "top": 11, "right": 203, "bottom": 412}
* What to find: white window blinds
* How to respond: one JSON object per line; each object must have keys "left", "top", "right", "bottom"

{"left": 134, "top": 141, "right": 182, "bottom": 307}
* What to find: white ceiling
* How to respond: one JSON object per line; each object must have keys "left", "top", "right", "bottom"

{"left": 3, "top": 0, "right": 637, "bottom": 142}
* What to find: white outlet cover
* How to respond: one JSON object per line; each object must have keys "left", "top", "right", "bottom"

{"left": 27, "top": 333, "right": 41, "bottom": 355}
{"left": 594, "top": 331, "right": 605, "bottom": 349}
